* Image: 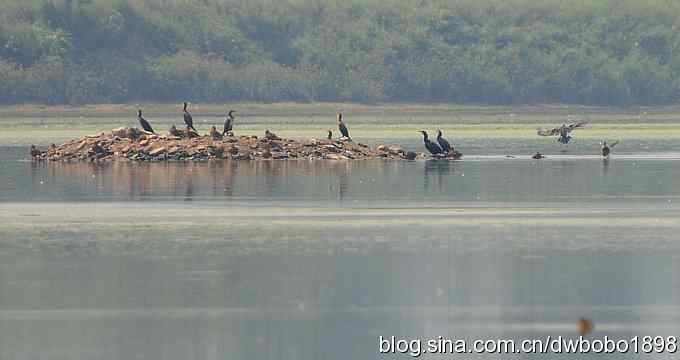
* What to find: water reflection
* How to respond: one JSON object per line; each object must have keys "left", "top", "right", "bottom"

{"left": 424, "top": 159, "right": 455, "bottom": 192}
{"left": 2, "top": 147, "right": 680, "bottom": 360}
{"left": 1, "top": 157, "right": 677, "bottom": 204}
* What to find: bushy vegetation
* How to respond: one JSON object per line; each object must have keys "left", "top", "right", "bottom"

{"left": 1, "top": 0, "right": 680, "bottom": 105}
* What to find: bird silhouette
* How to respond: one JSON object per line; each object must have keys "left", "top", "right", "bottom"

{"left": 419, "top": 131, "right": 443, "bottom": 155}
{"left": 137, "top": 109, "right": 155, "bottom": 133}
{"left": 337, "top": 113, "right": 350, "bottom": 139}
{"left": 223, "top": 110, "right": 235, "bottom": 136}
{"left": 436, "top": 129, "right": 452, "bottom": 153}
{"left": 183, "top": 102, "right": 197, "bottom": 132}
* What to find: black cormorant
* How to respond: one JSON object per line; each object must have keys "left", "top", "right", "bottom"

{"left": 327, "top": 130, "right": 332, "bottom": 140}
{"left": 183, "top": 102, "right": 197, "bottom": 132}
{"left": 223, "top": 110, "right": 235, "bottom": 136}
{"left": 210, "top": 126, "right": 223, "bottom": 140}
{"left": 337, "top": 113, "right": 350, "bottom": 139}
{"left": 265, "top": 129, "right": 281, "bottom": 140}
{"left": 30, "top": 145, "right": 41, "bottom": 157}
{"left": 436, "top": 129, "right": 452, "bottom": 153}
{"left": 92, "top": 142, "right": 106, "bottom": 155}
{"left": 137, "top": 109, "right": 155, "bottom": 133}
{"left": 169, "top": 125, "right": 180, "bottom": 137}
{"left": 419, "top": 130, "right": 443, "bottom": 155}
{"left": 601, "top": 140, "right": 618, "bottom": 157}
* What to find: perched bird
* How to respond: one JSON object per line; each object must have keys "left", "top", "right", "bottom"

{"left": 265, "top": 129, "right": 281, "bottom": 140}
{"left": 183, "top": 102, "right": 197, "bottom": 132}
{"left": 327, "top": 130, "right": 333, "bottom": 140}
{"left": 30, "top": 145, "right": 41, "bottom": 157}
{"left": 169, "top": 125, "right": 181, "bottom": 137}
{"left": 223, "top": 110, "right": 235, "bottom": 136}
{"left": 92, "top": 142, "right": 106, "bottom": 155}
{"left": 210, "top": 126, "right": 223, "bottom": 140}
{"left": 337, "top": 113, "right": 350, "bottom": 139}
{"left": 436, "top": 129, "right": 453, "bottom": 153}
{"left": 137, "top": 109, "right": 155, "bottom": 133}
{"left": 419, "top": 130, "right": 443, "bottom": 155}
{"left": 532, "top": 152, "right": 545, "bottom": 159}
{"left": 601, "top": 140, "right": 618, "bottom": 157}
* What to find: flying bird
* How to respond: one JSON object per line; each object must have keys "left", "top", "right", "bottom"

{"left": 537, "top": 121, "right": 588, "bottom": 144}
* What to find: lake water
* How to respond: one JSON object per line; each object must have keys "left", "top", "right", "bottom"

{"left": 1, "top": 135, "right": 680, "bottom": 359}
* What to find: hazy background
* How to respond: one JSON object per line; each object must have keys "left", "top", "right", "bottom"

{"left": 1, "top": 0, "right": 680, "bottom": 106}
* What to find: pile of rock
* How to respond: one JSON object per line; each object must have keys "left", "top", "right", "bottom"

{"left": 31, "top": 127, "right": 463, "bottom": 162}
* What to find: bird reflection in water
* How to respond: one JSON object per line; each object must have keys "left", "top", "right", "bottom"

{"left": 423, "top": 159, "right": 454, "bottom": 192}
{"left": 183, "top": 170, "right": 195, "bottom": 201}
{"left": 221, "top": 161, "right": 239, "bottom": 197}
{"left": 602, "top": 157, "right": 610, "bottom": 175}
{"left": 32, "top": 159, "right": 371, "bottom": 202}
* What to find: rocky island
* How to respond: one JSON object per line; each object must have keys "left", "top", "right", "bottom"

{"left": 30, "top": 127, "right": 463, "bottom": 162}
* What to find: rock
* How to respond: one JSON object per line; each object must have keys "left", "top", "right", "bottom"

{"left": 388, "top": 146, "right": 404, "bottom": 154}
{"left": 149, "top": 147, "right": 166, "bottom": 156}
{"left": 75, "top": 140, "right": 88, "bottom": 151}
{"left": 36, "top": 127, "right": 456, "bottom": 162}
{"left": 446, "top": 151, "right": 463, "bottom": 159}
{"left": 325, "top": 153, "right": 349, "bottom": 160}
{"left": 238, "top": 150, "right": 252, "bottom": 160}
{"left": 111, "top": 127, "right": 142, "bottom": 140}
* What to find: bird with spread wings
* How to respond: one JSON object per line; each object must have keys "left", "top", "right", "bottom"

{"left": 537, "top": 121, "right": 588, "bottom": 144}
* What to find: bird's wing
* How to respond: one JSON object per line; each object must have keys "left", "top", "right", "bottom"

{"left": 567, "top": 121, "right": 588, "bottom": 131}
{"left": 537, "top": 127, "right": 559, "bottom": 136}
{"left": 609, "top": 140, "right": 619, "bottom": 148}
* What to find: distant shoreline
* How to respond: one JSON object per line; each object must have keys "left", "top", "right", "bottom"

{"left": 2, "top": 102, "right": 680, "bottom": 122}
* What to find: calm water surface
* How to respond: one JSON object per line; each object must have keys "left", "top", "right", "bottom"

{"left": 1, "top": 144, "right": 679, "bottom": 360}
